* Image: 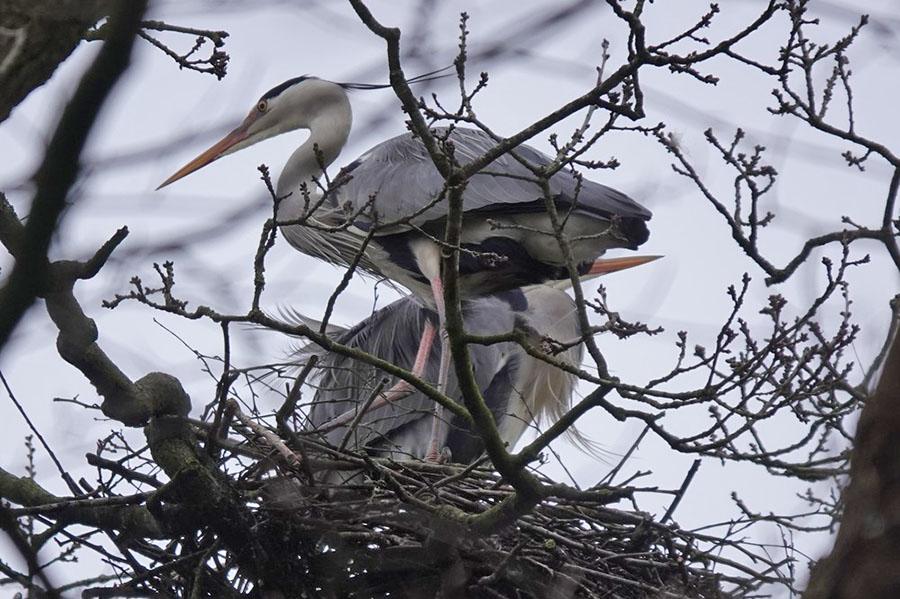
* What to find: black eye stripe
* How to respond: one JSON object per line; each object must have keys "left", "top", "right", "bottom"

{"left": 260, "top": 76, "right": 312, "bottom": 101}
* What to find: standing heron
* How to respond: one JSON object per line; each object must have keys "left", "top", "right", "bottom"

{"left": 258, "top": 286, "right": 579, "bottom": 500}
{"left": 312, "top": 254, "right": 657, "bottom": 437}
{"left": 265, "top": 256, "right": 657, "bottom": 498}
{"left": 158, "top": 76, "right": 653, "bottom": 461}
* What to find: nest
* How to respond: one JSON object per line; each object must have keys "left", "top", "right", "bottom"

{"left": 218, "top": 425, "right": 753, "bottom": 599}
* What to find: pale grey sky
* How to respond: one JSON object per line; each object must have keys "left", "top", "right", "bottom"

{"left": 1, "top": 1, "right": 898, "bottom": 594}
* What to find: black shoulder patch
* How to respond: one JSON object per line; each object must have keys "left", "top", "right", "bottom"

{"left": 260, "top": 76, "right": 312, "bottom": 101}
{"left": 326, "top": 158, "right": 362, "bottom": 201}
{"left": 332, "top": 157, "right": 362, "bottom": 186}
{"left": 494, "top": 289, "right": 528, "bottom": 312}
{"left": 614, "top": 215, "right": 650, "bottom": 249}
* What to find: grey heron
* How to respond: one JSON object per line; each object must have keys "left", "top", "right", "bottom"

{"left": 299, "top": 256, "right": 657, "bottom": 465}
{"left": 158, "top": 76, "right": 653, "bottom": 461}
{"left": 303, "top": 285, "right": 584, "bottom": 465}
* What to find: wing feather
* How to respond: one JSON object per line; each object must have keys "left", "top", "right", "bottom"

{"left": 306, "top": 294, "right": 519, "bottom": 459}
{"left": 331, "top": 128, "right": 651, "bottom": 237}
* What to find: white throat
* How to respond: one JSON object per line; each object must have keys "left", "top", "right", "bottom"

{"left": 275, "top": 92, "right": 352, "bottom": 202}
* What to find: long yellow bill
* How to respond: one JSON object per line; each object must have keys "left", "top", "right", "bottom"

{"left": 587, "top": 255, "right": 661, "bottom": 277}
{"left": 156, "top": 125, "right": 250, "bottom": 190}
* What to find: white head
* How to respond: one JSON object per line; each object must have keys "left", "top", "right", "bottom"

{"left": 158, "top": 77, "right": 352, "bottom": 189}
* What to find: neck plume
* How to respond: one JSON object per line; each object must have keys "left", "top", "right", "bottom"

{"left": 275, "top": 88, "right": 359, "bottom": 267}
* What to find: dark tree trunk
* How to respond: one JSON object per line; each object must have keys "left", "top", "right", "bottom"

{"left": 807, "top": 304, "right": 900, "bottom": 598}
{"left": 0, "top": 0, "right": 111, "bottom": 124}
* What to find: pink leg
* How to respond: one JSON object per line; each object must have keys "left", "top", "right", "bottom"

{"left": 319, "top": 320, "right": 437, "bottom": 433}
{"left": 425, "top": 276, "right": 452, "bottom": 463}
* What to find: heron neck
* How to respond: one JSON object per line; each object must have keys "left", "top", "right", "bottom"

{"left": 276, "top": 97, "right": 352, "bottom": 200}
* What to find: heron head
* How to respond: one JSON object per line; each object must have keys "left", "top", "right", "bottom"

{"left": 157, "top": 76, "right": 348, "bottom": 189}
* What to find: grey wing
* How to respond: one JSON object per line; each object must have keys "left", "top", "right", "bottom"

{"left": 332, "top": 127, "right": 651, "bottom": 232}
{"left": 305, "top": 298, "right": 434, "bottom": 452}
{"left": 276, "top": 305, "right": 348, "bottom": 338}
{"left": 305, "top": 294, "right": 520, "bottom": 459}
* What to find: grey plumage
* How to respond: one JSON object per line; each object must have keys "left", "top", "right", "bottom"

{"left": 280, "top": 123, "right": 653, "bottom": 300}
{"left": 161, "top": 77, "right": 653, "bottom": 299}
{"left": 331, "top": 127, "right": 651, "bottom": 237}
{"left": 302, "top": 286, "right": 583, "bottom": 462}
{"left": 158, "top": 77, "right": 649, "bottom": 464}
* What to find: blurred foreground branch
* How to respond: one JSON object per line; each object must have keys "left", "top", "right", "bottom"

{"left": 0, "top": 0, "right": 146, "bottom": 354}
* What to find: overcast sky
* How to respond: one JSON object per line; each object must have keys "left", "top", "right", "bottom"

{"left": 1, "top": 0, "right": 899, "bottom": 593}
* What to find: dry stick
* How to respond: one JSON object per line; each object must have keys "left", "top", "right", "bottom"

{"left": 432, "top": 455, "right": 492, "bottom": 490}
{"left": 338, "top": 378, "right": 388, "bottom": 452}
{"left": 661, "top": 459, "right": 701, "bottom": 523}
{"left": 81, "top": 547, "right": 212, "bottom": 599}
{"left": 85, "top": 453, "right": 162, "bottom": 489}
{"left": 206, "top": 321, "right": 236, "bottom": 459}
{"left": 228, "top": 401, "right": 301, "bottom": 469}
{"left": 0, "top": 506, "right": 59, "bottom": 598}
{"left": 317, "top": 382, "right": 414, "bottom": 434}
{"left": 318, "top": 226, "right": 377, "bottom": 335}
{"left": 601, "top": 424, "right": 651, "bottom": 486}
{"left": 140, "top": 20, "right": 228, "bottom": 44}
{"left": 882, "top": 168, "right": 900, "bottom": 271}
{"left": 10, "top": 492, "right": 153, "bottom": 517}
{"left": 276, "top": 355, "right": 319, "bottom": 435}
{"left": 0, "top": 370, "right": 81, "bottom": 496}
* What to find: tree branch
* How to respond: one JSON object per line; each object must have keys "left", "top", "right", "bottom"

{"left": 0, "top": 0, "right": 147, "bottom": 353}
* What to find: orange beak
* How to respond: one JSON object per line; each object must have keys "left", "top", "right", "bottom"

{"left": 587, "top": 255, "right": 661, "bottom": 277}
{"left": 156, "top": 120, "right": 253, "bottom": 190}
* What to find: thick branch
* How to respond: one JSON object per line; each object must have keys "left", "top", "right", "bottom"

{"left": 805, "top": 304, "right": 900, "bottom": 598}
{"left": 0, "top": 0, "right": 146, "bottom": 353}
{"left": 0, "top": 1, "right": 112, "bottom": 123}
{"left": 0, "top": 466, "right": 166, "bottom": 538}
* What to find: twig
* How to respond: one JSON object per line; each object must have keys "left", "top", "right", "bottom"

{"left": 228, "top": 401, "right": 302, "bottom": 469}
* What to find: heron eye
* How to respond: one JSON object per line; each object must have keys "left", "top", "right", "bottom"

{"left": 257, "top": 100, "right": 268, "bottom": 113}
